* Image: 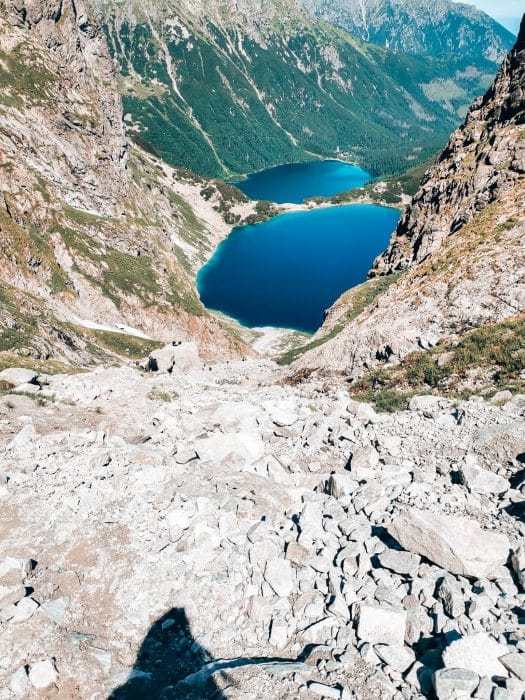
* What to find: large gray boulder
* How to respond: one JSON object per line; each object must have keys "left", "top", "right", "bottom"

{"left": 459, "top": 454, "right": 508, "bottom": 495}
{"left": 433, "top": 668, "right": 480, "bottom": 700}
{"left": 0, "top": 368, "right": 38, "bottom": 387}
{"left": 357, "top": 604, "right": 407, "bottom": 646}
{"left": 442, "top": 633, "right": 509, "bottom": 678}
{"left": 389, "top": 508, "right": 509, "bottom": 579}
{"left": 146, "top": 342, "right": 201, "bottom": 374}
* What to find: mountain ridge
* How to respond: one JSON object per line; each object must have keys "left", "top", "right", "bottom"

{"left": 302, "top": 0, "right": 515, "bottom": 61}
{"left": 0, "top": 0, "right": 256, "bottom": 365}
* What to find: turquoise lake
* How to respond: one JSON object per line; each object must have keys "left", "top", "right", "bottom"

{"left": 234, "top": 160, "right": 371, "bottom": 204}
{"left": 197, "top": 204, "right": 400, "bottom": 333}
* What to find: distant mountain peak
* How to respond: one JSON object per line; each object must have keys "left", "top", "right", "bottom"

{"left": 302, "top": 0, "right": 515, "bottom": 62}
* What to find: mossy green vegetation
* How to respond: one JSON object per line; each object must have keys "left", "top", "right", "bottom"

{"left": 0, "top": 42, "right": 57, "bottom": 109}
{"left": 0, "top": 286, "right": 39, "bottom": 354}
{"left": 278, "top": 273, "right": 402, "bottom": 365}
{"left": 55, "top": 220, "right": 161, "bottom": 307}
{"left": 76, "top": 328, "right": 163, "bottom": 359}
{"left": 349, "top": 316, "right": 525, "bottom": 411}
{"left": 63, "top": 205, "right": 109, "bottom": 228}
{"left": 0, "top": 353, "right": 80, "bottom": 375}
{"left": 167, "top": 275, "right": 206, "bottom": 317}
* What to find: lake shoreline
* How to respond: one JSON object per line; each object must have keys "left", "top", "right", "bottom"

{"left": 198, "top": 203, "right": 400, "bottom": 334}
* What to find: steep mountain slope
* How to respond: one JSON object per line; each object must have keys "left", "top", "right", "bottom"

{"left": 96, "top": 0, "right": 498, "bottom": 180}
{"left": 0, "top": 0, "right": 254, "bottom": 366}
{"left": 303, "top": 0, "right": 514, "bottom": 61}
{"left": 290, "top": 17, "right": 524, "bottom": 379}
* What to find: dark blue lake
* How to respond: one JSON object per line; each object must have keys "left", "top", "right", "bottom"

{"left": 197, "top": 205, "right": 400, "bottom": 333}
{"left": 234, "top": 160, "right": 371, "bottom": 204}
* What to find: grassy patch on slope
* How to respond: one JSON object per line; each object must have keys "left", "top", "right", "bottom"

{"left": 76, "top": 328, "right": 163, "bottom": 359}
{"left": 349, "top": 316, "right": 525, "bottom": 411}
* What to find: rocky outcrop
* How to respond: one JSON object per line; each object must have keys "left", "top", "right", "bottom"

{"left": 2, "top": 0, "right": 128, "bottom": 215}
{"left": 293, "top": 20, "right": 524, "bottom": 375}
{"left": 373, "top": 15, "right": 525, "bottom": 274}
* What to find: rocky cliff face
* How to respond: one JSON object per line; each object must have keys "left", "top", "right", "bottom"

{"left": 0, "top": 0, "right": 255, "bottom": 365}
{"left": 292, "top": 18, "right": 524, "bottom": 375}
{"left": 2, "top": 0, "right": 128, "bottom": 215}
{"left": 373, "top": 14, "right": 525, "bottom": 274}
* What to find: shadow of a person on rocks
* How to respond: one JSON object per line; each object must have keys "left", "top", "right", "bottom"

{"left": 108, "top": 608, "right": 227, "bottom": 699}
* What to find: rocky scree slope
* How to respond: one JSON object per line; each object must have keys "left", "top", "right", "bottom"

{"left": 0, "top": 354, "right": 524, "bottom": 698}
{"left": 0, "top": 0, "right": 255, "bottom": 366}
{"left": 96, "top": 0, "right": 493, "bottom": 180}
{"left": 291, "top": 19, "right": 525, "bottom": 379}
{"left": 302, "top": 0, "right": 514, "bottom": 62}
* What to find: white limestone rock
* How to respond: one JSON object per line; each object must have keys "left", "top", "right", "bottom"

{"left": 460, "top": 454, "right": 508, "bottom": 495}
{"left": 500, "top": 653, "right": 525, "bottom": 681}
{"left": 505, "top": 678, "right": 525, "bottom": 699}
{"left": 357, "top": 604, "right": 407, "bottom": 646}
{"left": 40, "top": 597, "right": 70, "bottom": 626}
{"left": 0, "top": 582, "right": 26, "bottom": 608}
{"left": 269, "top": 619, "right": 289, "bottom": 648}
{"left": 148, "top": 342, "right": 200, "bottom": 374}
{"left": 308, "top": 681, "right": 341, "bottom": 698}
{"left": 327, "top": 473, "right": 357, "bottom": 499}
{"left": 378, "top": 548, "right": 420, "bottom": 577}
{"left": 262, "top": 399, "right": 298, "bottom": 426}
{"left": 264, "top": 559, "right": 294, "bottom": 598}
{"left": 408, "top": 396, "right": 450, "bottom": 413}
{"left": 348, "top": 445, "right": 380, "bottom": 481}
{"left": 9, "top": 666, "right": 29, "bottom": 698}
{"left": 12, "top": 596, "right": 39, "bottom": 622}
{"left": 0, "top": 367, "right": 38, "bottom": 387}
{"left": 374, "top": 644, "right": 415, "bottom": 672}
{"left": 15, "top": 382, "right": 40, "bottom": 394}
{"left": 437, "top": 576, "right": 465, "bottom": 618}
{"left": 433, "top": 668, "right": 480, "bottom": 699}
{"left": 389, "top": 508, "right": 510, "bottom": 579}
{"left": 28, "top": 659, "right": 58, "bottom": 689}
{"left": 194, "top": 431, "right": 264, "bottom": 464}
{"left": 442, "top": 633, "right": 509, "bottom": 679}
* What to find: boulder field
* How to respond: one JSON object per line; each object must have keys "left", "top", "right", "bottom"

{"left": 0, "top": 347, "right": 523, "bottom": 698}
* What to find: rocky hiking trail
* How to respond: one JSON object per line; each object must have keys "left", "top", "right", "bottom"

{"left": 0, "top": 346, "right": 524, "bottom": 699}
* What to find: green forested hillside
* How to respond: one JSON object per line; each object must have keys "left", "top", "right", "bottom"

{"left": 100, "top": 2, "right": 502, "bottom": 179}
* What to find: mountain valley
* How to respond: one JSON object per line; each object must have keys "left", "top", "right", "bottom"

{"left": 0, "top": 1, "right": 524, "bottom": 699}
{"left": 98, "top": 0, "right": 512, "bottom": 179}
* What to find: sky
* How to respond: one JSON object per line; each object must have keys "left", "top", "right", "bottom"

{"left": 461, "top": 0, "right": 523, "bottom": 19}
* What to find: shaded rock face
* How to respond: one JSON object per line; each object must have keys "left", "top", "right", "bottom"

{"left": 372, "top": 16, "right": 525, "bottom": 275}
